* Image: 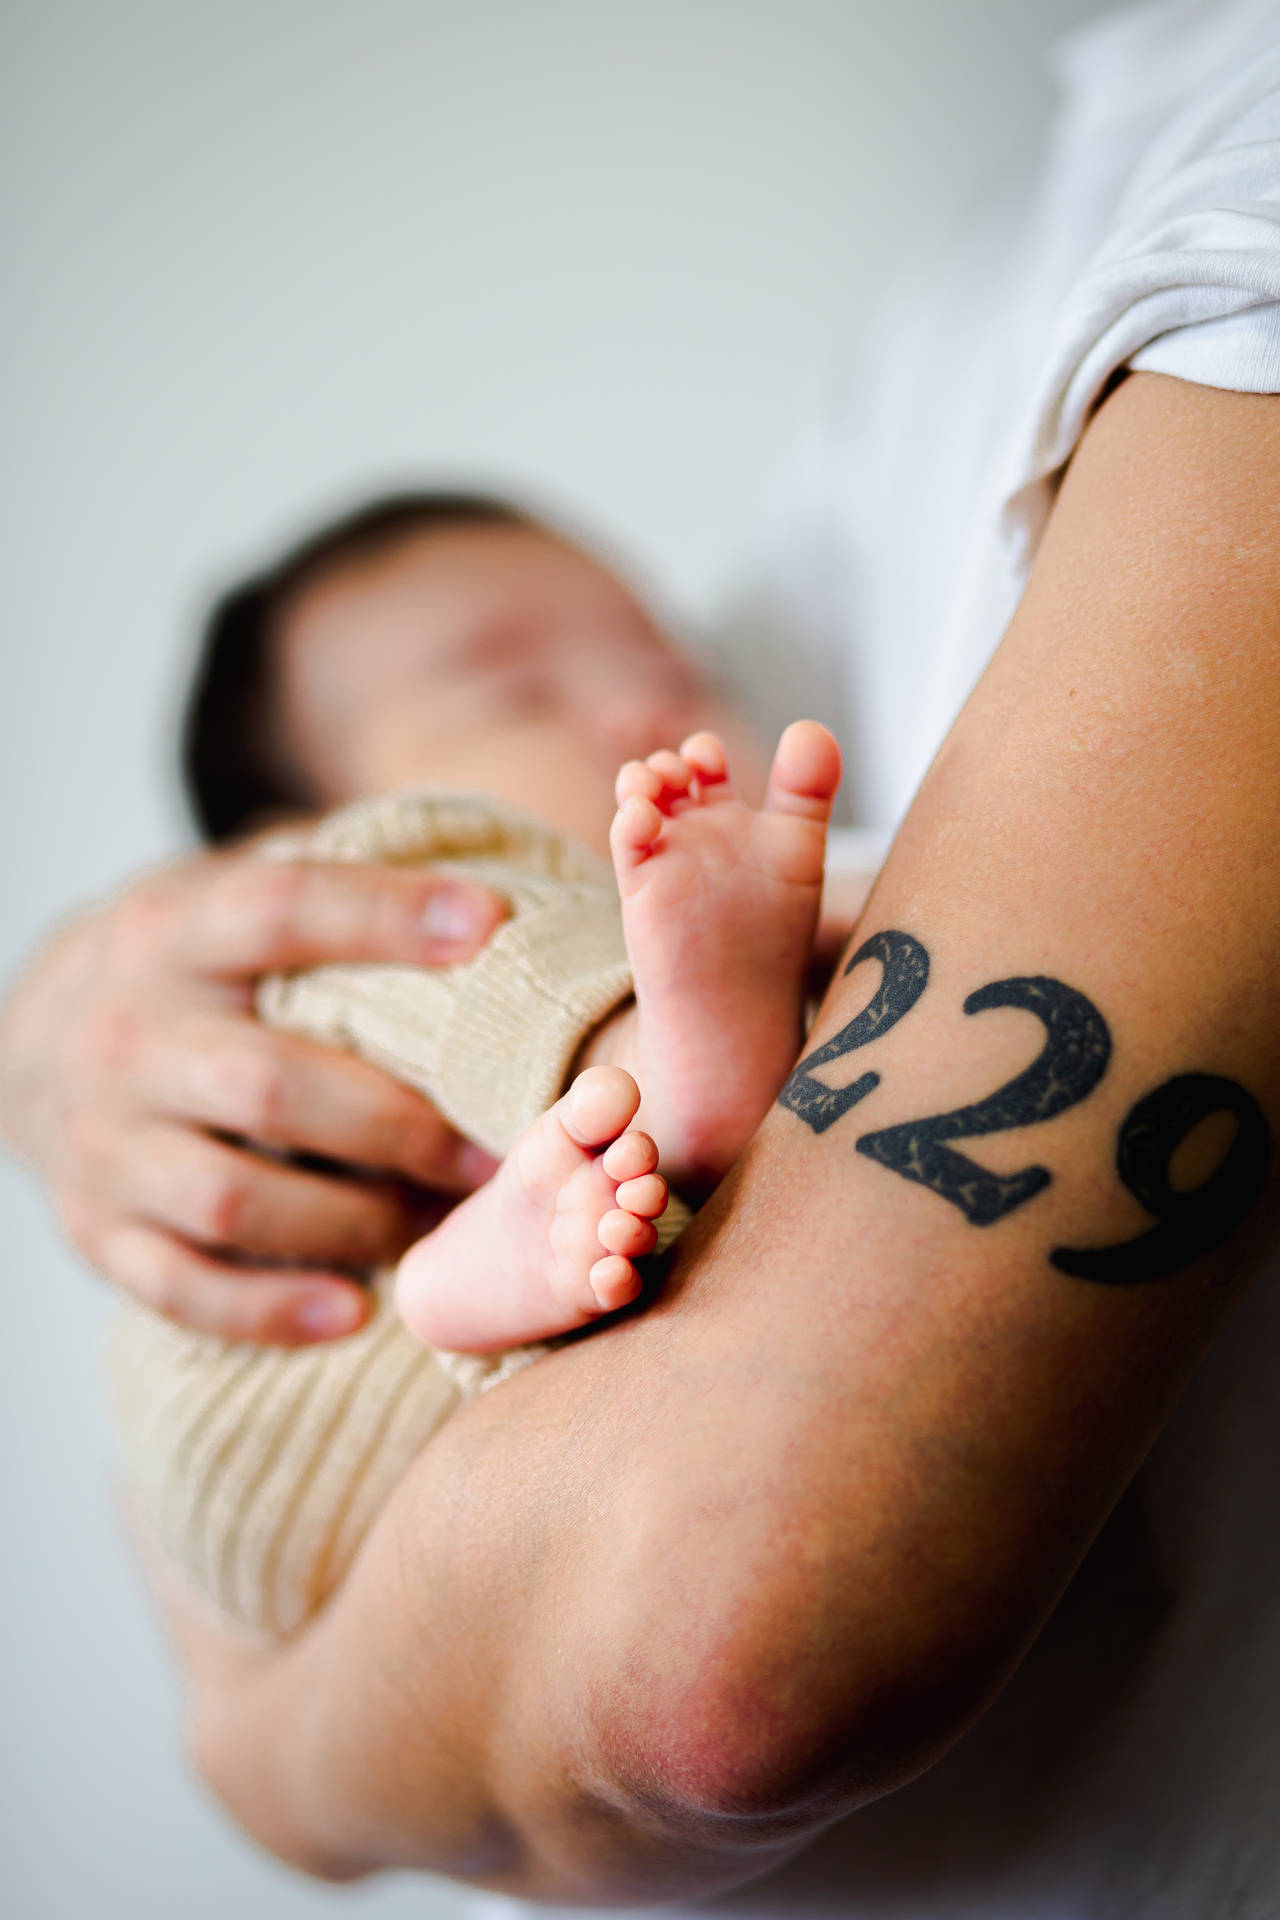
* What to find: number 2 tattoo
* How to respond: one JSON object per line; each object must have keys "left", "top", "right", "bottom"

{"left": 778, "top": 931, "right": 1271, "bottom": 1284}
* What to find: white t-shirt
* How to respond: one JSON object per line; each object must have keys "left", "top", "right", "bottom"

{"left": 475, "top": 4, "right": 1280, "bottom": 1915}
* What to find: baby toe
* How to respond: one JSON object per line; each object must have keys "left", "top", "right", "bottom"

{"left": 764, "top": 720, "right": 843, "bottom": 819}
{"left": 561, "top": 1065, "right": 642, "bottom": 1149}
{"left": 678, "top": 730, "right": 732, "bottom": 794}
{"left": 613, "top": 1172, "right": 667, "bottom": 1220}
{"left": 616, "top": 759, "right": 664, "bottom": 806}
{"left": 644, "top": 749, "right": 693, "bottom": 801}
{"left": 601, "top": 1129, "right": 659, "bottom": 1182}
{"left": 589, "top": 1255, "right": 642, "bottom": 1312}
{"left": 597, "top": 1208, "right": 659, "bottom": 1258}
{"left": 610, "top": 793, "right": 664, "bottom": 863}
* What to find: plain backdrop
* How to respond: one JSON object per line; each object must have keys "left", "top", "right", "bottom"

{"left": 2, "top": 3, "right": 1107, "bottom": 1914}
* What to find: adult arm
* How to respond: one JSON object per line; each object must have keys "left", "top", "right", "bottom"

{"left": 0, "top": 850, "right": 504, "bottom": 1340}
{"left": 178, "top": 374, "right": 1280, "bottom": 1899}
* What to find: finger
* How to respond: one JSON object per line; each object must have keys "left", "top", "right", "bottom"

{"left": 119, "top": 1121, "right": 417, "bottom": 1267}
{"left": 763, "top": 720, "right": 843, "bottom": 822}
{"left": 170, "top": 860, "right": 508, "bottom": 975}
{"left": 139, "top": 1017, "right": 489, "bottom": 1192}
{"left": 99, "top": 1220, "right": 372, "bottom": 1344}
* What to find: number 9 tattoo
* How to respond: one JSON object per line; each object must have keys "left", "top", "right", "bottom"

{"left": 1051, "top": 1073, "right": 1271, "bottom": 1285}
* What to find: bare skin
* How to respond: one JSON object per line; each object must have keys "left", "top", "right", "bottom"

{"left": 396, "top": 1066, "right": 667, "bottom": 1350}
{"left": 610, "top": 720, "right": 843, "bottom": 1191}
{"left": 0, "top": 521, "right": 773, "bottom": 1340}
{"left": 0, "top": 854, "right": 507, "bottom": 1340}
{"left": 273, "top": 518, "right": 771, "bottom": 857}
{"left": 395, "top": 721, "right": 841, "bottom": 1350}
{"left": 152, "top": 378, "right": 1280, "bottom": 1907}
{"left": 0, "top": 526, "right": 879, "bottom": 1351}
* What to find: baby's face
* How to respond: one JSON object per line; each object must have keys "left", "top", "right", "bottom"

{"left": 275, "top": 521, "right": 763, "bottom": 846}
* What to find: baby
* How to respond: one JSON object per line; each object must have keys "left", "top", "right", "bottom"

{"left": 175, "top": 480, "right": 852, "bottom": 1351}
{"left": 395, "top": 718, "right": 841, "bottom": 1352}
{"left": 107, "top": 487, "right": 854, "bottom": 1641}
{"left": 177, "top": 481, "right": 845, "bottom": 1355}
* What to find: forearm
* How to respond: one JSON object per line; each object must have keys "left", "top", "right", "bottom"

{"left": 178, "top": 1345, "right": 818, "bottom": 1900}
{"left": 187, "top": 376, "right": 1280, "bottom": 1900}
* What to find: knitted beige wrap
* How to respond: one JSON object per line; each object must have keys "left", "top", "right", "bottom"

{"left": 106, "top": 790, "right": 687, "bottom": 1641}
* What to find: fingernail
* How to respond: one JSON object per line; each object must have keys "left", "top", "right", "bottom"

{"left": 421, "top": 884, "right": 498, "bottom": 948}
{"left": 297, "top": 1292, "right": 363, "bottom": 1340}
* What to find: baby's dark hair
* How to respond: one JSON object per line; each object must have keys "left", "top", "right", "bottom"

{"left": 182, "top": 489, "right": 530, "bottom": 844}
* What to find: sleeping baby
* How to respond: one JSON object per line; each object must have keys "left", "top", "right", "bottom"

{"left": 108, "top": 491, "right": 852, "bottom": 1637}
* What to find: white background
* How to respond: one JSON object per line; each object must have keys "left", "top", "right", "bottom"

{"left": 2, "top": 3, "right": 1105, "bottom": 1914}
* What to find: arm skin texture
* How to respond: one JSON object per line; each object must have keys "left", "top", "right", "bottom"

{"left": 176, "top": 374, "right": 1280, "bottom": 1903}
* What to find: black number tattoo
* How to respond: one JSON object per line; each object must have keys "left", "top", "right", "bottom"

{"left": 855, "top": 977, "right": 1112, "bottom": 1226}
{"left": 1051, "top": 1073, "right": 1270, "bottom": 1284}
{"left": 776, "top": 929, "right": 1268, "bottom": 1280}
{"left": 778, "top": 930, "right": 930, "bottom": 1133}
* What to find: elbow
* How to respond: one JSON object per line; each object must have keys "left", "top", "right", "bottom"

{"left": 588, "top": 1676, "right": 953, "bottom": 1849}
{"left": 530, "top": 1453, "right": 1024, "bottom": 1896}
{"left": 185, "top": 1702, "right": 374, "bottom": 1886}
{"left": 576, "top": 1585, "right": 991, "bottom": 1851}
{"left": 462, "top": 1642, "right": 937, "bottom": 1906}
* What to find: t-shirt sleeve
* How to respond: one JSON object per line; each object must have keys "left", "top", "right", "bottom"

{"left": 1129, "top": 300, "right": 1280, "bottom": 391}
{"left": 1017, "top": 47, "right": 1280, "bottom": 527}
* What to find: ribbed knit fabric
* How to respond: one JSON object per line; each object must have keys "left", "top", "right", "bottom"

{"left": 255, "top": 789, "right": 641, "bottom": 1158}
{"left": 105, "top": 790, "right": 689, "bottom": 1641}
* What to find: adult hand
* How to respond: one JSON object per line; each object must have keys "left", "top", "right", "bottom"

{"left": 0, "top": 850, "right": 506, "bottom": 1343}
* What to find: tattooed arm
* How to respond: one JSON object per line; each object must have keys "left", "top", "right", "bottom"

{"left": 181, "top": 374, "right": 1280, "bottom": 1901}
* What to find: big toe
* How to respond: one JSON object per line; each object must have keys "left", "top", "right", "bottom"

{"left": 561, "top": 1065, "right": 643, "bottom": 1150}
{"left": 766, "top": 720, "right": 843, "bottom": 819}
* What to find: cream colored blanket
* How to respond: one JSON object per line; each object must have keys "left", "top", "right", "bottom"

{"left": 106, "top": 790, "right": 688, "bottom": 1640}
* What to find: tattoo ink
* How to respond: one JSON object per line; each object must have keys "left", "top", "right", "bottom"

{"left": 778, "top": 930, "right": 929, "bottom": 1133}
{"left": 856, "top": 976, "right": 1111, "bottom": 1225}
{"left": 778, "top": 930, "right": 1269, "bottom": 1279}
{"left": 1051, "top": 1073, "right": 1271, "bottom": 1283}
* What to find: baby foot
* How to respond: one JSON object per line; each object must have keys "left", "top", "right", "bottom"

{"left": 395, "top": 1065, "right": 667, "bottom": 1353}
{"left": 609, "top": 720, "right": 841, "bottom": 1191}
